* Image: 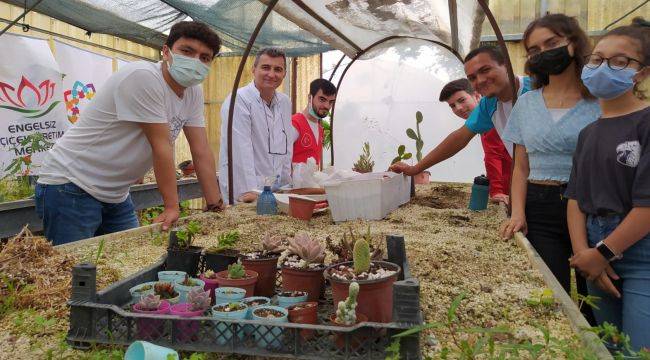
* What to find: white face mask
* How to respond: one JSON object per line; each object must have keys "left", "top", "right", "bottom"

{"left": 167, "top": 52, "right": 210, "bottom": 88}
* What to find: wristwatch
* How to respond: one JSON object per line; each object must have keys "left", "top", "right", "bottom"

{"left": 595, "top": 241, "right": 623, "bottom": 262}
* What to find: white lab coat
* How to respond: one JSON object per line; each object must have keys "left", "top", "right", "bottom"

{"left": 219, "top": 82, "right": 297, "bottom": 203}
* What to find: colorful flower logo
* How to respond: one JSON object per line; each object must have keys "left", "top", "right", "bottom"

{"left": 0, "top": 76, "right": 60, "bottom": 118}
{"left": 64, "top": 81, "right": 95, "bottom": 124}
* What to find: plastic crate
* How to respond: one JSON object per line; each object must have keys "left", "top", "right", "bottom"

{"left": 67, "top": 236, "right": 423, "bottom": 359}
{"left": 324, "top": 172, "right": 411, "bottom": 222}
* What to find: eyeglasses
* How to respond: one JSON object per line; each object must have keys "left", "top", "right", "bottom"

{"left": 584, "top": 54, "right": 645, "bottom": 70}
{"left": 262, "top": 100, "right": 288, "bottom": 155}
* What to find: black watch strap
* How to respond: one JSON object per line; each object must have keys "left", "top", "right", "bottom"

{"left": 596, "top": 241, "right": 621, "bottom": 261}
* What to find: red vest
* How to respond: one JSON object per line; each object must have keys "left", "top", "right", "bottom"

{"left": 291, "top": 113, "right": 323, "bottom": 165}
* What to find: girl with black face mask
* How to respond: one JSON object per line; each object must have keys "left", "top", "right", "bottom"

{"left": 501, "top": 14, "right": 599, "bottom": 324}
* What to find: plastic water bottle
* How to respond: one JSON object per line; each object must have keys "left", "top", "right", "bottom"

{"left": 468, "top": 175, "right": 490, "bottom": 211}
{"left": 256, "top": 186, "right": 278, "bottom": 215}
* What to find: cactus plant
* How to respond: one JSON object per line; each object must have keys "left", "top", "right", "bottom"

{"left": 137, "top": 294, "right": 162, "bottom": 311}
{"left": 227, "top": 262, "right": 246, "bottom": 279}
{"left": 326, "top": 226, "right": 383, "bottom": 263}
{"left": 407, "top": 111, "right": 425, "bottom": 161}
{"left": 391, "top": 144, "right": 413, "bottom": 165}
{"left": 353, "top": 238, "right": 371, "bottom": 275}
{"left": 335, "top": 282, "right": 359, "bottom": 325}
{"left": 187, "top": 287, "right": 211, "bottom": 312}
{"left": 287, "top": 233, "right": 325, "bottom": 267}
{"left": 352, "top": 142, "right": 374, "bottom": 173}
{"left": 262, "top": 233, "right": 285, "bottom": 253}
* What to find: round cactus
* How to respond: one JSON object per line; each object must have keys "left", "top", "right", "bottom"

{"left": 353, "top": 239, "right": 370, "bottom": 275}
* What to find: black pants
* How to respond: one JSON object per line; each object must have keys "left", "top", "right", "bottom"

{"left": 525, "top": 183, "right": 596, "bottom": 325}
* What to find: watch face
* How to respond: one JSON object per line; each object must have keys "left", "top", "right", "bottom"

{"left": 596, "top": 242, "right": 616, "bottom": 261}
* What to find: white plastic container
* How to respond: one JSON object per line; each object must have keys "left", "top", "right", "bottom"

{"left": 323, "top": 172, "right": 410, "bottom": 222}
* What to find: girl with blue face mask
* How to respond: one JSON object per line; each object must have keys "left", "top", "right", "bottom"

{"left": 565, "top": 18, "right": 650, "bottom": 351}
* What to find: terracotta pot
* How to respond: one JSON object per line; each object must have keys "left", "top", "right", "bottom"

{"left": 287, "top": 301, "right": 318, "bottom": 340}
{"left": 281, "top": 265, "right": 325, "bottom": 302}
{"left": 215, "top": 269, "right": 259, "bottom": 297}
{"left": 414, "top": 171, "right": 430, "bottom": 185}
{"left": 241, "top": 253, "right": 280, "bottom": 297}
{"left": 325, "top": 261, "right": 401, "bottom": 323}
{"left": 289, "top": 196, "right": 316, "bottom": 221}
{"left": 329, "top": 313, "right": 369, "bottom": 350}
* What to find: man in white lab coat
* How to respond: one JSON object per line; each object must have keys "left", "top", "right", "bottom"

{"left": 219, "top": 48, "right": 296, "bottom": 204}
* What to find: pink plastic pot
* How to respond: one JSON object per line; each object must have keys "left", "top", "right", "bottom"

{"left": 199, "top": 274, "right": 220, "bottom": 304}
{"left": 132, "top": 300, "right": 170, "bottom": 341}
{"left": 169, "top": 303, "right": 206, "bottom": 343}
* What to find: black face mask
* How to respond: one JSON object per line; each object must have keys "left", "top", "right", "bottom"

{"left": 528, "top": 45, "right": 573, "bottom": 76}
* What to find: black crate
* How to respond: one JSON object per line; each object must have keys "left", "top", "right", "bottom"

{"left": 67, "top": 235, "right": 423, "bottom": 359}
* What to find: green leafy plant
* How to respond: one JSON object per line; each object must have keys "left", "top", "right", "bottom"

{"left": 352, "top": 142, "right": 374, "bottom": 173}
{"left": 526, "top": 288, "right": 555, "bottom": 307}
{"left": 140, "top": 201, "right": 191, "bottom": 225}
{"left": 174, "top": 220, "right": 201, "bottom": 249}
{"left": 406, "top": 111, "right": 425, "bottom": 162}
{"left": 325, "top": 225, "right": 382, "bottom": 263}
{"left": 3, "top": 133, "right": 53, "bottom": 178}
{"left": 322, "top": 117, "right": 332, "bottom": 150}
{"left": 207, "top": 230, "right": 240, "bottom": 253}
{"left": 227, "top": 262, "right": 246, "bottom": 279}
{"left": 391, "top": 144, "right": 413, "bottom": 165}
{"left": 576, "top": 293, "right": 601, "bottom": 311}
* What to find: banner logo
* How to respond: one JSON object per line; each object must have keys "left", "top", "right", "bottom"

{"left": 64, "top": 81, "right": 95, "bottom": 124}
{"left": 0, "top": 76, "right": 60, "bottom": 118}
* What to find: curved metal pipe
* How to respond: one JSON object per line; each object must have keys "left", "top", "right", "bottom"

{"left": 327, "top": 53, "right": 347, "bottom": 82}
{"left": 226, "top": 0, "right": 279, "bottom": 205}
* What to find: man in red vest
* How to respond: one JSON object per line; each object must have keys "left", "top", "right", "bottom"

{"left": 291, "top": 79, "right": 337, "bottom": 166}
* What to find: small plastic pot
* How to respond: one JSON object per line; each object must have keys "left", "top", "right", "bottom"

{"left": 169, "top": 303, "right": 206, "bottom": 343}
{"left": 330, "top": 313, "right": 369, "bottom": 350}
{"left": 198, "top": 274, "right": 219, "bottom": 304}
{"left": 240, "top": 252, "right": 280, "bottom": 297}
{"left": 276, "top": 291, "right": 308, "bottom": 308}
{"left": 173, "top": 278, "right": 205, "bottom": 303}
{"left": 281, "top": 265, "right": 325, "bottom": 302}
{"left": 211, "top": 302, "right": 248, "bottom": 345}
{"left": 289, "top": 196, "right": 316, "bottom": 221}
{"left": 215, "top": 270, "right": 259, "bottom": 297}
{"left": 214, "top": 287, "right": 246, "bottom": 305}
{"left": 129, "top": 282, "right": 157, "bottom": 303}
{"left": 203, "top": 250, "right": 239, "bottom": 273}
{"left": 251, "top": 305, "right": 288, "bottom": 349}
{"left": 158, "top": 271, "right": 187, "bottom": 284}
{"left": 124, "top": 340, "right": 178, "bottom": 360}
{"left": 131, "top": 300, "right": 170, "bottom": 341}
{"left": 166, "top": 246, "right": 202, "bottom": 276}
{"left": 287, "top": 301, "right": 318, "bottom": 340}
{"left": 241, "top": 296, "right": 271, "bottom": 335}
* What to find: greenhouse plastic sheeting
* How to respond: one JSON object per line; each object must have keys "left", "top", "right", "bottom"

{"left": 3, "top": 0, "right": 333, "bottom": 56}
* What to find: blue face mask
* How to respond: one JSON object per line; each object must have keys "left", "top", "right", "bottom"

{"left": 581, "top": 64, "right": 636, "bottom": 100}
{"left": 167, "top": 52, "right": 210, "bottom": 88}
{"left": 308, "top": 96, "right": 328, "bottom": 119}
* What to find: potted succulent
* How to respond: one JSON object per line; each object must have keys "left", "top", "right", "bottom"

{"left": 280, "top": 233, "right": 326, "bottom": 302}
{"left": 158, "top": 270, "right": 186, "bottom": 284}
{"left": 241, "top": 296, "right": 271, "bottom": 335}
{"left": 203, "top": 230, "right": 240, "bottom": 273}
{"left": 132, "top": 294, "right": 170, "bottom": 340}
{"left": 325, "top": 237, "right": 400, "bottom": 323}
{"left": 390, "top": 144, "right": 412, "bottom": 165}
{"left": 352, "top": 142, "right": 374, "bottom": 173}
{"left": 129, "top": 281, "right": 156, "bottom": 303}
{"left": 154, "top": 281, "right": 180, "bottom": 305}
{"left": 251, "top": 305, "right": 289, "bottom": 349}
{"left": 169, "top": 287, "right": 211, "bottom": 343}
{"left": 174, "top": 275, "right": 206, "bottom": 303}
{"left": 211, "top": 301, "right": 248, "bottom": 345}
{"left": 406, "top": 111, "right": 430, "bottom": 184}
{"left": 167, "top": 221, "right": 203, "bottom": 276}
{"left": 239, "top": 234, "right": 284, "bottom": 297}
{"left": 287, "top": 301, "right": 318, "bottom": 340}
{"left": 330, "top": 282, "right": 369, "bottom": 350}
{"left": 276, "top": 290, "right": 308, "bottom": 308}
{"left": 199, "top": 269, "right": 219, "bottom": 304}
{"left": 214, "top": 287, "right": 246, "bottom": 305}
{"left": 325, "top": 226, "right": 383, "bottom": 264}
{"left": 215, "top": 262, "right": 258, "bottom": 297}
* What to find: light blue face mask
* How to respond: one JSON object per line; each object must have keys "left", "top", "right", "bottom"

{"left": 308, "top": 95, "right": 328, "bottom": 119}
{"left": 167, "top": 52, "right": 210, "bottom": 88}
{"left": 581, "top": 64, "right": 636, "bottom": 100}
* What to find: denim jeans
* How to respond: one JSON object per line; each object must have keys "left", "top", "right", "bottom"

{"left": 586, "top": 214, "right": 650, "bottom": 351}
{"left": 35, "top": 182, "right": 139, "bottom": 245}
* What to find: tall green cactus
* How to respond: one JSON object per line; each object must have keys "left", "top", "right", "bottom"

{"left": 353, "top": 238, "right": 370, "bottom": 275}
{"left": 406, "top": 111, "right": 425, "bottom": 161}
{"left": 335, "top": 282, "right": 359, "bottom": 325}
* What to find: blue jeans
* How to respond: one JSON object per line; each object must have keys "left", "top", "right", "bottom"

{"left": 586, "top": 214, "right": 650, "bottom": 351}
{"left": 35, "top": 182, "right": 139, "bottom": 245}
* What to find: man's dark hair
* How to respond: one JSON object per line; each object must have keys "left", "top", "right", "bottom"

{"left": 165, "top": 21, "right": 221, "bottom": 59}
{"left": 309, "top": 79, "right": 337, "bottom": 97}
{"left": 439, "top": 78, "right": 475, "bottom": 102}
{"left": 254, "top": 47, "right": 287, "bottom": 69}
{"left": 464, "top": 45, "right": 505, "bottom": 65}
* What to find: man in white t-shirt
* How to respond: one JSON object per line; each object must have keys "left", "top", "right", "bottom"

{"left": 390, "top": 46, "right": 530, "bottom": 178}
{"left": 35, "top": 21, "right": 224, "bottom": 245}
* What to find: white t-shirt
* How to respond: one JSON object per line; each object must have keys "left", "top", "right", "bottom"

{"left": 307, "top": 118, "right": 320, "bottom": 142}
{"left": 38, "top": 61, "right": 205, "bottom": 203}
{"left": 548, "top": 108, "right": 571, "bottom": 123}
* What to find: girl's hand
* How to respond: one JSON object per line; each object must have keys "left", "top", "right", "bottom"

{"left": 593, "top": 266, "right": 621, "bottom": 298}
{"left": 500, "top": 215, "right": 527, "bottom": 239}
{"left": 569, "top": 248, "right": 609, "bottom": 281}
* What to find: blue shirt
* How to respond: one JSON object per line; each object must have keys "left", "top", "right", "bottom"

{"left": 502, "top": 89, "right": 601, "bottom": 182}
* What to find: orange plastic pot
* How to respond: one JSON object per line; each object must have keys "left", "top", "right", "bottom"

{"left": 214, "top": 270, "right": 258, "bottom": 297}
{"left": 287, "top": 301, "right": 318, "bottom": 340}
{"left": 281, "top": 265, "right": 324, "bottom": 302}
{"left": 325, "top": 261, "right": 400, "bottom": 323}
{"left": 289, "top": 196, "right": 316, "bottom": 221}
{"left": 241, "top": 254, "right": 280, "bottom": 297}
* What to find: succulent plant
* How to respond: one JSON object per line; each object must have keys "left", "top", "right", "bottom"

{"left": 154, "top": 282, "right": 178, "bottom": 299}
{"left": 227, "top": 262, "right": 246, "bottom": 279}
{"left": 262, "top": 233, "right": 285, "bottom": 253}
{"left": 206, "top": 230, "right": 240, "bottom": 254}
{"left": 335, "top": 282, "right": 359, "bottom": 325}
{"left": 287, "top": 233, "right": 325, "bottom": 267}
{"left": 352, "top": 142, "right": 374, "bottom": 173}
{"left": 180, "top": 274, "right": 198, "bottom": 286}
{"left": 353, "top": 238, "right": 370, "bottom": 275}
{"left": 326, "top": 226, "right": 382, "bottom": 263}
{"left": 137, "top": 294, "right": 162, "bottom": 311}
{"left": 203, "top": 270, "right": 217, "bottom": 279}
{"left": 187, "top": 287, "right": 211, "bottom": 312}
{"left": 407, "top": 111, "right": 425, "bottom": 161}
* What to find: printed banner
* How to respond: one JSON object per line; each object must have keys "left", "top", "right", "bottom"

{"left": 55, "top": 40, "right": 113, "bottom": 125}
{"left": 0, "top": 34, "right": 66, "bottom": 177}
{"left": 116, "top": 58, "right": 131, "bottom": 70}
